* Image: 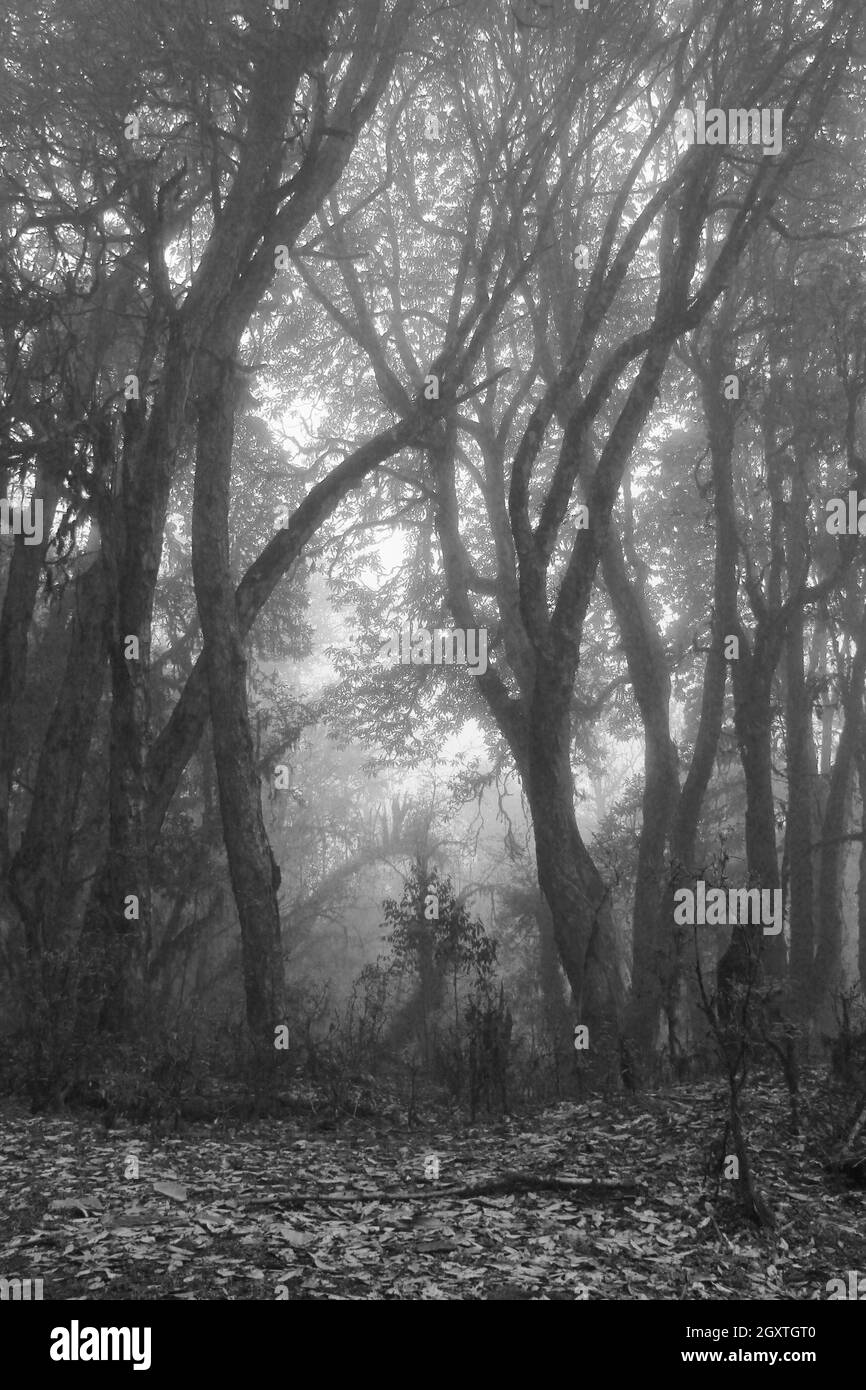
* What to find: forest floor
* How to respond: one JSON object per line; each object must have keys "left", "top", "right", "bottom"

{"left": 0, "top": 1073, "right": 864, "bottom": 1300}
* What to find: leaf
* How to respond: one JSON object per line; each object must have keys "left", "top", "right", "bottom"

{"left": 152, "top": 1181, "right": 188, "bottom": 1202}
{"left": 274, "top": 1226, "right": 316, "bottom": 1247}
{"left": 103, "top": 1211, "right": 164, "bottom": 1229}
{"left": 49, "top": 1198, "right": 96, "bottom": 1216}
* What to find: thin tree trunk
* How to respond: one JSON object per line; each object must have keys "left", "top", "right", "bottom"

{"left": 602, "top": 513, "right": 679, "bottom": 1055}
{"left": 668, "top": 582, "right": 729, "bottom": 1062}
{"left": 703, "top": 339, "right": 787, "bottom": 998}
{"left": 813, "top": 614, "right": 866, "bottom": 1022}
{"left": 192, "top": 352, "right": 285, "bottom": 1047}
{"left": 664, "top": 363, "right": 733, "bottom": 1059}
{"left": 8, "top": 556, "right": 108, "bottom": 961}
{"left": 857, "top": 746, "right": 866, "bottom": 998}
{"left": 785, "top": 444, "right": 817, "bottom": 1011}
{"left": 0, "top": 465, "right": 61, "bottom": 875}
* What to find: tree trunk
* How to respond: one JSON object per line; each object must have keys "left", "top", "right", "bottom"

{"left": 857, "top": 747, "right": 866, "bottom": 998}
{"left": 525, "top": 669, "right": 624, "bottom": 1039}
{"left": 813, "top": 613, "right": 866, "bottom": 1023}
{"left": 663, "top": 353, "right": 734, "bottom": 1060}
{"left": 702, "top": 330, "right": 787, "bottom": 997}
{"left": 784, "top": 444, "right": 817, "bottom": 1012}
{"left": 192, "top": 352, "right": 285, "bottom": 1047}
{"left": 76, "top": 353, "right": 191, "bottom": 1036}
{"left": 537, "top": 894, "right": 571, "bottom": 1041}
{"left": 602, "top": 510, "right": 679, "bottom": 1056}
{"left": 0, "top": 464, "right": 61, "bottom": 875}
{"left": 8, "top": 556, "right": 108, "bottom": 962}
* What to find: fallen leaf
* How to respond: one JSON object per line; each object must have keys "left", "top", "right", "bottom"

{"left": 152, "top": 1181, "right": 188, "bottom": 1203}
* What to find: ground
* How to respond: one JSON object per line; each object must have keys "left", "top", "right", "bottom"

{"left": 0, "top": 1075, "right": 862, "bottom": 1300}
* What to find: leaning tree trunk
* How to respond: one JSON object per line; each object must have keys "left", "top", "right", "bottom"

{"left": 524, "top": 666, "right": 624, "bottom": 1042}
{"left": 429, "top": 422, "right": 623, "bottom": 1041}
{"left": 192, "top": 351, "right": 285, "bottom": 1048}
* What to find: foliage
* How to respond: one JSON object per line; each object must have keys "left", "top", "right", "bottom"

{"left": 383, "top": 863, "right": 497, "bottom": 985}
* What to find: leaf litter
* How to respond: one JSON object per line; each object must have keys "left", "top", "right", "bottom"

{"left": 0, "top": 1076, "right": 863, "bottom": 1300}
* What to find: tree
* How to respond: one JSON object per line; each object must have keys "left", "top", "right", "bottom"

{"left": 0, "top": 0, "right": 422, "bottom": 1045}
{"left": 303, "top": 0, "right": 860, "bottom": 1048}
